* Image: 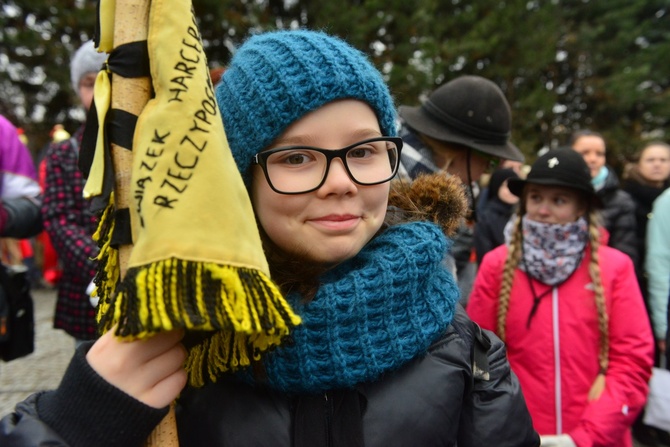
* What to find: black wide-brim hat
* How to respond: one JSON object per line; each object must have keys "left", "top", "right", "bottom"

{"left": 508, "top": 147, "right": 602, "bottom": 207}
{"left": 399, "top": 75, "right": 524, "bottom": 162}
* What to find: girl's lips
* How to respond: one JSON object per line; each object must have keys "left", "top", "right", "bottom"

{"left": 312, "top": 214, "right": 358, "bottom": 222}
{"left": 309, "top": 214, "right": 360, "bottom": 231}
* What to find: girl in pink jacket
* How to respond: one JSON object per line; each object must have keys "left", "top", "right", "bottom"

{"left": 467, "top": 147, "right": 654, "bottom": 447}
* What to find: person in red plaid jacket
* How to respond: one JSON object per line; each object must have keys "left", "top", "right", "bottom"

{"left": 41, "top": 41, "right": 106, "bottom": 344}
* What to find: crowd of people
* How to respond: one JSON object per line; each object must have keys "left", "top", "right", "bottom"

{"left": 1, "top": 25, "right": 668, "bottom": 447}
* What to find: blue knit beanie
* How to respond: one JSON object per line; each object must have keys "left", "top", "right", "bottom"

{"left": 216, "top": 30, "right": 397, "bottom": 186}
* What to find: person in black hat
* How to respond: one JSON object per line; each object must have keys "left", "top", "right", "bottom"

{"left": 467, "top": 147, "right": 654, "bottom": 447}
{"left": 398, "top": 75, "right": 524, "bottom": 183}
{"left": 397, "top": 75, "right": 524, "bottom": 299}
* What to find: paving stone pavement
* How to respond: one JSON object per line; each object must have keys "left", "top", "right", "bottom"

{"left": 0, "top": 287, "right": 72, "bottom": 416}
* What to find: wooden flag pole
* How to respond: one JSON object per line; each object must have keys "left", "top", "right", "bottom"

{"left": 110, "top": 0, "right": 179, "bottom": 445}
{"left": 111, "top": 0, "right": 150, "bottom": 279}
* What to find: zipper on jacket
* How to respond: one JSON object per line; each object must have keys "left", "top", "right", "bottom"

{"left": 552, "top": 287, "right": 563, "bottom": 434}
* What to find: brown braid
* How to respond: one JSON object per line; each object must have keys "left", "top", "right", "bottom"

{"left": 587, "top": 210, "right": 609, "bottom": 373}
{"left": 497, "top": 214, "right": 523, "bottom": 341}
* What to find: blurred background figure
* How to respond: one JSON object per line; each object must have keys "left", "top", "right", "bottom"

{"left": 622, "top": 142, "right": 670, "bottom": 328}
{"left": 0, "top": 112, "right": 42, "bottom": 318}
{"left": 35, "top": 124, "right": 72, "bottom": 288}
{"left": 41, "top": 41, "right": 106, "bottom": 346}
{"left": 397, "top": 75, "right": 524, "bottom": 302}
{"left": 473, "top": 167, "right": 520, "bottom": 264}
{"left": 642, "top": 185, "right": 670, "bottom": 446}
{"left": 16, "top": 127, "right": 28, "bottom": 146}
{"left": 0, "top": 115, "right": 42, "bottom": 241}
{"left": 475, "top": 158, "right": 524, "bottom": 210}
{"left": 50, "top": 124, "right": 71, "bottom": 143}
{"left": 570, "top": 129, "right": 638, "bottom": 265}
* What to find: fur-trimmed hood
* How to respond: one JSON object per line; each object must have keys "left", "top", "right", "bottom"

{"left": 387, "top": 172, "right": 468, "bottom": 237}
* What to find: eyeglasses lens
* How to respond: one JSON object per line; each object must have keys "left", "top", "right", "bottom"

{"left": 264, "top": 138, "right": 399, "bottom": 194}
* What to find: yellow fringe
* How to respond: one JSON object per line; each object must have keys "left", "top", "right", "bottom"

{"left": 91, "top": 194, "right": 119, "bottom": 325}
{"left": 90, "top": 194, "right": 301, "bottom": 386}
{"left": 98, "top": 259, "right": 302, "bottom": 387}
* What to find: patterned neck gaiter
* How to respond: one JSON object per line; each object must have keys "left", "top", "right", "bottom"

{"left": 517, "top": 215, "right": 589, "bottom": 286}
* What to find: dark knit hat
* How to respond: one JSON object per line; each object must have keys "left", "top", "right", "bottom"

{"left": 398, "top": 75, "right": 523, "bottom": 162}
{"left": 508, "top": 147, "right": 600, "bottom": 206}
{"left": 216, "top": 30, "right": 397, "bottom": 186}
{"left": 488, "top": 168, "right": 519, "bottom": 199}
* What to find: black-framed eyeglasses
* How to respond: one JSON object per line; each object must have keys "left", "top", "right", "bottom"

{"left": 251, "top": 136, "right": 403, "bottom": 194}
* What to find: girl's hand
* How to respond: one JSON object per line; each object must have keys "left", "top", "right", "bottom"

{"left": 86, "top": 327, "right": 188, "bottom": 408}
{"left": 587, "top": 373, "right": 606, "bottom": 402}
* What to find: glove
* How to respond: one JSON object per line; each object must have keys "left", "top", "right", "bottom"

{"left": 540, "top": 434, "right": 577, "bottom": 447}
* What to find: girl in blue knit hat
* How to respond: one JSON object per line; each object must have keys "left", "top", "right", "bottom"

{"left": 2, "top": 30, "right": 538, "bottom": 446}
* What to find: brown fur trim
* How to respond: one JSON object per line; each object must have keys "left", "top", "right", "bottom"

{"left": 387, "top": 173, "right": 468, "bottom": 237}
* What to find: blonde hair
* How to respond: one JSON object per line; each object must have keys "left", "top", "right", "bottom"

{"left": 496, "top": 208, "right": 609, "bottom": 373}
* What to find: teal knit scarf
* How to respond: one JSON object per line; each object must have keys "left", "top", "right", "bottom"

{"left": 259, "top": 221, "right": 459, "bottom": 394}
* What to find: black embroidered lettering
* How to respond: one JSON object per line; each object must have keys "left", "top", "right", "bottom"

{"left": 181, "top": 39, "right": 201, "bottom": 54}
{"left": 179, "top": 49, "right": 200, "bottom": 64}
{"left": 171, "top": 77, "right": 189, "bottom": 89}
{"left": 181, "top": 135, "right": 207, "bottom": 152}
{"left": 133, "top": 193, "right": 145, "bottom": 227}
{"left": 174, "top": 151, "right": 199, "bottom": 169}
{"left": 174, "top": 62, "right": 196, "bottom": 77}
{"left": 152, "top": 129, "right": 170, "bottom": 145}
{"left": 190, "top": 119, "right": 208, "bottom": 134}
{"left": 201, "top": 96, "right": 217, "bottom": 116}
{"left": 154, "top": 195, "right": 178, "bottom": 209}
{"left": 194, "top": 110, "right": 211, "bottom": 127}
{"left": 168, "top": 88, "right": 186, "bottom": 103}
{"left": 162, "top": 178, "right": 187, "bottom": 194}
{"left": 140, "top": 161, "right": 157, "bottom": 172}
{"left": 187, "top": 24, "right": 201, "bottom": 41}
{"left": 169, "top": 88, "right": 186, "bottom": 103}
{"left": 168, "top": 167, "right": 193, "bottom": 181}
{"left": 136, "top": 176, "right": 153, "bottom": 188}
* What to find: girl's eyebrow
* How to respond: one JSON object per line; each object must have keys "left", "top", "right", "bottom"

{"left": 272, "top": 129, "right": 383, "bottom": 149}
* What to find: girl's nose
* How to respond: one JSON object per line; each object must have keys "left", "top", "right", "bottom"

{"left": 538, "top": 202, "right": 551, "bottom": 215}
{"left": 317, "top": 158, "right": 356, "bottom": 195}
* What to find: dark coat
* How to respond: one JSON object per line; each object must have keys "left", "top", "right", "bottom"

{"left": 0, "top": 307, "right": 539, "bottom": 447}
{"left": 622, "top": 174, "right": 669, "bottom": 286}
{"left": 597, "top": 168, "right": 638, "bottom": 265}
{"left": 474, "top": 198, "right": 515, "bottom": 263}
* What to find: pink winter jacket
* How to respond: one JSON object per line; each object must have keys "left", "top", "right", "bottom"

{"left": 467, "top": 243, "right": 654, "bottom": 447}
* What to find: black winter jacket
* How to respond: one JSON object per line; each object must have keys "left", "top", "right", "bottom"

{"left": 474, "top": 198, "right": 515, "bottom": 263}
{"left": 0, "top": 307, "right": 539, "bottom": 447}
{"left": 622, "top": 175, "right": 669, "bottom": 287}
{"left": 597, "top": 168, "right": 638, "bottom": 265}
